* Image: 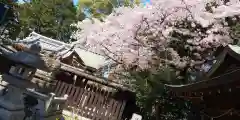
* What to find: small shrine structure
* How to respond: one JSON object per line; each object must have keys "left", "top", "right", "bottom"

{"left": 0, "top": 43, "right": 67, "bottom": 120}
{"left": 15, "top": 32, "right": 106, "bottom": 72}
{"left": 166, "top": 45, "right": 240, "bottom": 120}
{"left": 1, "top": 32, "right": 139, "bottom": 120}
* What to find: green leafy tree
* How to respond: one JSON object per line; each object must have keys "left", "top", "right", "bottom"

{"left": 78, "top": 0, "right": 140, "bottom": 20}
{"left": 0, "top": 0, "right": 20, "bottom": 44}
{"left": 126, "top": 67, "right": 190, "bottom": 120}
{"left": 18, "top": 0, "right": 77, "bottom": 42}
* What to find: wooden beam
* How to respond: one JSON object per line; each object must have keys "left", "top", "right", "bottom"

{"left": 0, "top": 45, "right": 131, "bottom": 91}
{"left": 60, "top": 63, "right": 131, "bottom": 91}
{"left": 166, "top": 70, "right": 240, "bottom": 92}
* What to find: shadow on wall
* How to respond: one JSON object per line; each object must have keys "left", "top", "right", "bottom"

{"left": 0, "top": 54, "right": 15, "bottom": 73}
{"left": 0, "top": 54, "right": 15, "bottom": 96}
{"left": 113, "top": 90, "right": 140, "bottom": 120}
{"left": 54, "top": 70, "right": 74, "bottom": 84}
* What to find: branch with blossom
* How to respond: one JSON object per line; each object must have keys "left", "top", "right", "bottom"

{"left": 72, "top": 0, "right": 240, "bottom": 83}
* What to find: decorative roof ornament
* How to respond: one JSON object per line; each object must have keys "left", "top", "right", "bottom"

{"left": 7, "top": 42, "right": 61, "bottom": 72}
{"left": 28, "top": 42, "right": 42, "bottom": 54}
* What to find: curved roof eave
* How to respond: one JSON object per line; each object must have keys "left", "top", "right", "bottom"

{"left": 165, "top": 45, "right": 240, "bottom": 92}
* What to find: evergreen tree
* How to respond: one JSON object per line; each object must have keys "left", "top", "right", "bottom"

{"left": 78, "top": 0, "right": 140, "bottom": 20}
{"left": 0, "top": 0, "right": 20, "bottom": 44}
{"left": 18, "top": 0, "right": 77, "bottom": 42}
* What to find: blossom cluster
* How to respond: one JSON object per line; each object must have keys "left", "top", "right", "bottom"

{"left": 71, "top": 0, "right": 240, "bottom": 79}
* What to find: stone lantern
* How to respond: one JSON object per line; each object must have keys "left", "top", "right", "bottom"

{"left": 0, "top": 43, "right": 55, "bottom": 120}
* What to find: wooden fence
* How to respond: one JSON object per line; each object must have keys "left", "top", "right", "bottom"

{"left": 54, "top": 80, "right": 127, "bottom": 120}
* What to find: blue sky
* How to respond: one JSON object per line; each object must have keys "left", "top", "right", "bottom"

{"left": 73, "top": 0, "right": 78, "bottom": 5}
{"left": 18, "top": 0, "right": 24, "bottom": 3}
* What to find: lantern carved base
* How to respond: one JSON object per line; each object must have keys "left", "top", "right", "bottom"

{"left": 0, "top": 86, "right": 25, "bottom": 120}
{"left": 0, "top": 109, "right": 25, "bottom": 120}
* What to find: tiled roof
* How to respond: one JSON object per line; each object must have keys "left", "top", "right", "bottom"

{"left": 62, "top": 48, "right": 106, "bottom": 69}
{"left": 74, "top": 48, "right": 106, "bottom": 69}
{"left": 17, "top": 32, "right": 107, "bottom": 69}
{"left": 17, "top": 32, "right": 71, "bottom": 55}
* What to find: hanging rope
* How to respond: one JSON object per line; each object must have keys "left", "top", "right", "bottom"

{"left": 178, "top": 95, "right": 202, "bottom": 99}
{"left": 202, "top": 108, "right": 234, "bottom": 119}
{"left": 232, "top": 110, "right": 240, "bottom": 116}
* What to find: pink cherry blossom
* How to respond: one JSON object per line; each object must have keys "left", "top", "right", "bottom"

{"left": 71, "top": 0, "right": 240, "bottom": 73}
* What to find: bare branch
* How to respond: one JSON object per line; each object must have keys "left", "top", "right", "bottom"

{"left": 100, "top": 43, "right": 124, "bottom": 65}
{"left": 180, "top": 0, "right": 194, "bottom": 19}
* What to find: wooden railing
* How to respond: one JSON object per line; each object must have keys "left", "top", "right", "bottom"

{"left": 54, "top": 81, "right": 126, "bottom": 120}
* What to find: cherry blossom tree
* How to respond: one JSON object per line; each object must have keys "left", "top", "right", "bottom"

{"left": 72, "top": 0, "right": 240, "bottom": 83}
{"left": 71, "top": 0, "right": 240, "bottom": 119}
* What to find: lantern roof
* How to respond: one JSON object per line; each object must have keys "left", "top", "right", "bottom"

{"left": 6, "top": 43, "right": 58, "bottom": 71}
